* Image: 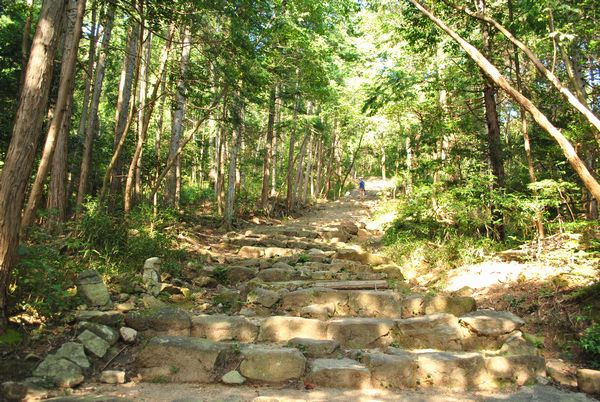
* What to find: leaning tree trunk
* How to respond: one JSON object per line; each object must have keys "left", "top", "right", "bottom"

{"left": 0, "top": 0, "right": 65, "bottom": 333}
{"left": 21, "top": 0, "right": 86, "bottom": 230}
{"left": 407, "top": 0, "right": 600, "bottom": 202}
{"left": 457, "top": 3, "right": 600, "bottom": 147}
{"left": 166, "top": 27, "right": 191, "bottom": 208}
{"left": 76, "top": 1, "right": 116, "bottom": 208}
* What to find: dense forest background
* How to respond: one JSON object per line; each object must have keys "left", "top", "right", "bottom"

{"left": 0, "top": 0, "right": 598, "bottom": 363}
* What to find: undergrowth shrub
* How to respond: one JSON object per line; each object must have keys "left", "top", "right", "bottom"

{"left": 10, "top": 201, "right": 186, "bottom": 322}
{"left": 581, "top": 323, "right": 600, "bottom": 368}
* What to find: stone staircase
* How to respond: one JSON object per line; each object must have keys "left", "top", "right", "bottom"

{"left": 126, "top": 220, "right": 547, "bottom": 392}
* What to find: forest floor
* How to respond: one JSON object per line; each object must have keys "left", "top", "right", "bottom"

{"left": 38, "top": 177, "right": 598, "bottom": 402}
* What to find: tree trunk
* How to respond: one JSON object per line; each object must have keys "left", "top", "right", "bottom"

{"left": 21, "top": 0, "right": 86, "bottom": 230}
{"left": 407, "top": 0, "right": 600, "bottom": 202}
{"left": 19, "top": 0, "right": 34, "bottom": 96}
{"left": 478, "top": 0, "right": 505, "bottom": 241}
{"left": 286, "top": 89, "right": 300, "bottom": 211}
{"left": 259, "top": 85, "right": 277, "bottom": 208}
{"left": 0, "top": 0, "right": 65, "bottom": 333}
{"left": 135, "top": 30, "right": 153, "bottom": 199}
{"left": 405, "top": 135, "right": 413, "bottom": 195}
{"left": 166, "top": 27, "right": 191, "bottom": 208}
{"left": 76, "top": 1, "right": 116, "bottom": 208}
{"left": 224, "top": 99, "right": 244, "bottom": 230}
{"left": 76, "top": 0, "right": 97, "bottom": 152}
{"left": 47, "top": 81, "right": 74, "bottom": 229}
{"left": 109, "top": 20, "right": 140, "bottom": 199}
{"left": 271, "top": 91, "right": 281, "bottom": 197}
{"left": 125, "top": 26, "right": 173, "bottom": 212}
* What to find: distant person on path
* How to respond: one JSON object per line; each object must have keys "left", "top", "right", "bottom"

{"left": 359, "top": 178, "right": 366, "bottom": 200}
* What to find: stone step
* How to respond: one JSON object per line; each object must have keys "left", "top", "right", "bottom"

{"left": 279, "top": 288, "right": 476, "bottom": 319}
{"left": 182, "top": 311, "right": 529, "bottom": 352}
{"left": 134, "top": 335, "right": 545, "bottom": 390}
{"left": 247, "top": 280, "right": 391, "bottom": 293}
{"left": 224, "top": 237, "right": 335, "bottom": 252}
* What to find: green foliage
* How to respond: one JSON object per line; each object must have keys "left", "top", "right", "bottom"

{"left": 580, "top": 323, "right": 600, "bottom": 368}
{"left": 12, "top": 240, "right": 79, "bottom": 319}
{"left": 0, "top": 328, "right": 23, "bottom": 346}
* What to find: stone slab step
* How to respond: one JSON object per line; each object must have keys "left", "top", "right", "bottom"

{"left": 280, "top": 288, "right": 476, "bottom": 319}
{"left": 186, "top": 312, "right": 520, "bottom": 351}
{"left": 134, "top": 335, "right": 545, "bottom": 390}
{"left": 259, "top": 280, "right": 390, "bottom": 292}
{"left": 361, "top": 349, "right": 546, "bottom": 390}
{"left": 306, "top": 358, "right": 371, "bottom": 389}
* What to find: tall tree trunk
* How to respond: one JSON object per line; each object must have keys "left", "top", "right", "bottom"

{"left": 135, "top": 30, "right": 153, "bottom": 199}
{"left": 271, "top": 90, "right": 281, "bottom": 197}
{"left": 478, "top": 0, "right": 505, "bottom": 241}
{"left": 407, "top": 0, "right": 600, "bottom": 202}
{"left": 0, "top": 0, "right": 65, "bottom": 333}
{"left": 166, "top": 27, "right": 191, "bottom": 208}
{"left": 405, "top": 135, "right": 413, "bottom": 196}
{"left": 109, "top": 20, "right": 140, "bottom": 199}
{"left": 76, "top": 1, "right": 116, "bottom": 208}
{"left": 224, "top": 99, "right": 244, "bottom": 230}
{"left": 124, "top": 26, "right": 173, "bottom": 212}
{"left": 76, "top": 0, "right": 97, "bottom": 152}
{"left": 380, "top": 141, "right": 386, "bottom": 180}
{"left": 259, "top": 85, "right": 277, "bottom": 208}
{"left": 47, "top": 80, "right": 75, "bottom": 229}
{"left": 21, "top": 0, "right": 86, "bottom": 231}
{"left": 153, "top": 41, "right": 169, "bottom": 213}
{"left": 19, "top": 0, "right": 34, "bottom": 96}
{"left": 286, "top": 87, "right": 300, "bottom": 211}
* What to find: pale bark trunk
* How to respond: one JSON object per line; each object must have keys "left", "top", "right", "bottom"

{"left": 153, "top": 46, "right": 169, "bottom": 212}
{"left": 0, "top": 0, "right": 65, "bottom": 332}
{"left": 125, "top": 27, "right": 173, "bottom": 212}
{"left": 149, "top": 95, "right": 223, "bottom": 201}
{"left": 224, "top": 100, "right": 244, "bottom": 230}
{"left": 76, "top": 1, "right": 116, "bottom": 208}
{"left": 98, "top": 19, "right": 143, "bottom": 203}
{"left": 135, "top": 30, "right": 153, "bottom": 198}
{"left": 259, "top": 85, "right": 277, "bottom": 208}
{"left": 47, "top": 83, "right": 74, "bottom": 228}
{"left": 166, "top": 27, "right": 191, "bottom": 208}
{"left": 408, "top": 0, "right": 600, "bottom": 202}
{"left": 109, "top": 20, "right": 139, "bottom": 198}
{"left": 380, "top": 142, "right": 386, "bottom": 180}
{"left": 405, "top": 135, "right": 413, "bottom": 196}
{"left": 21, "top": 0, "right": 86, "bottom": 230}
